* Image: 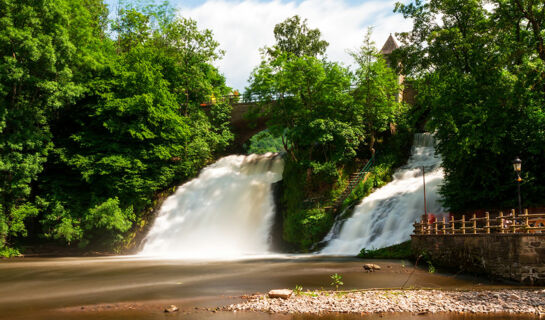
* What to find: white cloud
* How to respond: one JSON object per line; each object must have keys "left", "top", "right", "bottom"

{"left": 178, "top": 0, "right": 412, "bottom": 91}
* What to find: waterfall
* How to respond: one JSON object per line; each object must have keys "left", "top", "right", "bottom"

{"left": 320, "top": 133, "right": 445, "bottom": 255}
{"left": 139, "top": 153, "right": 284, "bottom": 259}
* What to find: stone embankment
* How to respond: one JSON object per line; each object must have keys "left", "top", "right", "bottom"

{"left": 412, "top": 234, "right": 545, "bottom": 285}
{"left": 225, "top": 289, "right": 545, "bottom": 315}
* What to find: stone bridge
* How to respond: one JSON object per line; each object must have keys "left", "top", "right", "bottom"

{"left": 228, "top": 102, "right": 269, "bottom": 152}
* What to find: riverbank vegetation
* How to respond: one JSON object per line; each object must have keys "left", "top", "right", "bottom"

{"left": 0, "top": 1, "right": 232, "bottom": 255}
{"left": 358, "top": 240, "right": 412, "bottom": 259}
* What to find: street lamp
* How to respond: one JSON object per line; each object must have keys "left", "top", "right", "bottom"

{"left": 513, "top": 157, "right": 522, "bottom": 215}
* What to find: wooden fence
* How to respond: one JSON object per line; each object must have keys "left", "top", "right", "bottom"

{"left": 413, "top": 209, "right": 545, "bottom": 235}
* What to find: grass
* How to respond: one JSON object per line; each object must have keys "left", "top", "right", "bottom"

{"left": 357, "top": 240, "right": 412, "bottom": 259}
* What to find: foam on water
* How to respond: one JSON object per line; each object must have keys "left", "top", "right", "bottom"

{"left": 139, "top": 153, "right": 284, "bottom": 259}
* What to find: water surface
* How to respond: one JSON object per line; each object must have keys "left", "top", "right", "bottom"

{"left": 0, "top": 256, "right": 530, "bottom": 320}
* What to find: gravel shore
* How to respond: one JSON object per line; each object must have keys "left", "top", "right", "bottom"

{"left": 225, "top": 289, "right": 545, "bottom": 315}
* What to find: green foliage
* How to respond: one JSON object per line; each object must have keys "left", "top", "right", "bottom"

{"left": 266, "top": 15, "right": 329, "bottom": 59}
{"left": 0, "top": 246, "right": 20, "bottom": 258}
{"left": 427, "top": 260, "right": 436, "bottom": 274}
{"left": 246, "top": 130, "right": 285, "bottom": 154}
{"left": 0, "top": 0, "right": 85, "bottom": 251}
{"left": 248, "top": 52, "right": 359, "bottom": 164}
{"left": 86, "top": 198, "right": 133, "bottom": 234}
{"left": 329, "top": 273, "right": 344, "bottom": 291}
{"left": 293, "top": 285, "right": 303, "bottom": 296}
{"left": 358, "top": 240, "right": 412, "bottom": 259}
{"left": 280, "top": 159, "right": 337, "bottom": 249}
{"left": 350, "top": 28, "right": 405, "bottom": 153}
{"left": 0, "top": 0, "right": 233, "bottom": 252}
{"left": 417, "top": 251, "right": 436, "bottom": 273}
{"left": 247, "top": 17, "right": 408, "bottom": 250}
{"left": 248, "top": 47, "right": 360, "bottom": 250}
{"left": 394, "top": 0, "right": 545, "bottom": 212}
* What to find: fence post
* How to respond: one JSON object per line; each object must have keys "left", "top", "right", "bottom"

{"left": 511, "top": 209, "right": 516, "bottom": 233}
{"left": 442, "top": 217, "right": 446, "bottom": 235}
{"left": 462, "top": 215, "right": 466, "bottom": 234}
{"left": 426, "top": 215, "right": 431, "bottom": 235}
{"left": 451, "top": 216, "right": 455, "bottom": 234}
{"left": 499, "top": 211, "right": 504, "bottom": 234}
{"left": 485, "top": 212, "right": 490, "bottom": 234}
{"left": 524, "top": 209, "right": 529, "bottom": 233}
{"left": 472, "top": 213, "right": 477, "bottom": 234}
{"left": 434, "top": 220, "right": 438, "bottom": 235}
{"left": 420, "top": 219, "right": 424, "bottom": 235}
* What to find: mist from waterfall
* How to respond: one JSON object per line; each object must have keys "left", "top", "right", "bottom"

{"left": 139, "top": 153, "right": 284, "bottom": 259}
{"left": 321, "top": 133, "right": 445, "bottom": 255}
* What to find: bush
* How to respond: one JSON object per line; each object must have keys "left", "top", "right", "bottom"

{"left": 246, "top": 130, "right": 285, "bottom": 154}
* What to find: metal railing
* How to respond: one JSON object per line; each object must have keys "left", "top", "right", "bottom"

{"left": 201, "top": 85, "right": 365, "bottom": 106}
{"left": 413, "top": 209, "right": 545, "bottom": 235}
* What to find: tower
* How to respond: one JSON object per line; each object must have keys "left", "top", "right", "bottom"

{"left": 380, "top": 34, "right": 404, "bottom": 102}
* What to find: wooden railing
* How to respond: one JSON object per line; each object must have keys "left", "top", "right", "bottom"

{"left": 413, "top": 210, "right": 545, "bottom": 235}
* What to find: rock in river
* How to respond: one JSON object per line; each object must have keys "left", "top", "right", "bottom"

{"left": 363, "top": 264, "right": 381, "bottom": 272}
{"left": 164, "top": 305, "right": 179, "bottom": 313}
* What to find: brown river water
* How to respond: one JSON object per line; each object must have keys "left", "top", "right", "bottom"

{"left": 0, "top": 256, "right": 538, "bottom": 320}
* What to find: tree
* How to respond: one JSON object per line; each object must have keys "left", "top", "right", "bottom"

{"left": 266, "top": 15, "right": 329, "bottom": 59}
{"left": 0, "top": 0, "right": 85, "bottom": 251}
{"left": 37, "top": 4, "right": 233, "bottom": 248}
{"left": 394, "top": 0, "right": 545, "bottom": 212}
{"left": 247, "top": 16, "right": 373, "bottom": 249}
{"left": 350, "top": 29, "right": 403, "bottom": 154}
{"left": 248, "top": 53, "right": 358, "bottom": 164}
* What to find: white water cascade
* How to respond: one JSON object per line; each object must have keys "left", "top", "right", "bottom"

{"left": 139, "top": 153, "right": 284, "bottom": 259}
{"left": 321, "top": 133, "right": 445, "bottom": 255}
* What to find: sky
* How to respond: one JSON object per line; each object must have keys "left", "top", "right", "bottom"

{"left": 106, "top": 0, "right": 413, "bottom": 91}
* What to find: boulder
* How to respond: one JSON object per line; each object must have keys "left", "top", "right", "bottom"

{"left": 268, "top": 289, "right": 293, "bottom": 299}
{"left": 164, "top": 305, "right": 179, "bottom": 313}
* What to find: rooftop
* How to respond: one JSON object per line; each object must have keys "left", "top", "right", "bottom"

{"left": 381, "top": 34, "right": 400, "bottom": 55}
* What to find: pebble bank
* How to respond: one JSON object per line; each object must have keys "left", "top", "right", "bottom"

{"left": 225, "top": 289, "right": 545, "bottom": 315}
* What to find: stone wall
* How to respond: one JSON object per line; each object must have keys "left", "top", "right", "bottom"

{"left": 411, "top": 234, "right": 545, "bottom": 285}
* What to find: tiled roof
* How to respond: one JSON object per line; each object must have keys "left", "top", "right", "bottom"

{"left": 380, "top": 34, "right": 399, "bottom": 55}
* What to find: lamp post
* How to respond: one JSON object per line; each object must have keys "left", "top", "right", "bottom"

{"left": 422, "top": 166, "right": 427, "bottom": 219}
{"left": 513, "top": 157, "right": 522, "bottom": 215}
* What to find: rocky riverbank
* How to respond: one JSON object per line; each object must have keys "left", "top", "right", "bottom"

{"left": 225, "top": 289, "right": 545, "bottom": 315}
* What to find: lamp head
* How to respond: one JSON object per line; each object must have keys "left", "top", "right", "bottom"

{"left": 513, "top": 157, "right": 522, "bottom": 173}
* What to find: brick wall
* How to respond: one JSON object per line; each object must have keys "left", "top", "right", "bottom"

{"left": 411, "top": 234, "right": 545, "bottom": 285}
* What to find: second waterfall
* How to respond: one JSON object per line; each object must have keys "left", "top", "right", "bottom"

{"left": 139, "top": 153, "right": 284, "bottom": 259}
{"left": 321, "top": 133, "right": 445, "bottom": 255}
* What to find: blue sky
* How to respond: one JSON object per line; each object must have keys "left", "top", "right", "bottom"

{"left": 104, "top": 0, "right": 412, "bottom": 90}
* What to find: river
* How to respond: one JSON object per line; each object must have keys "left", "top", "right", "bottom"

{"left": 0, "top": 256, "right": 536, "bottom": 320}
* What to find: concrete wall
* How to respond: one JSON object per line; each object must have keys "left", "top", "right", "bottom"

{"left": 411, "top": 234, "right": 545, "bottom": 285}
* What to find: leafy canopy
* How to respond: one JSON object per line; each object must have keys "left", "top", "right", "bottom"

{"left": 0, "top": 0, "right": 234, "bottom": 252}
{"left": 394, "top": 0, "right": 545, "bottom": 211}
